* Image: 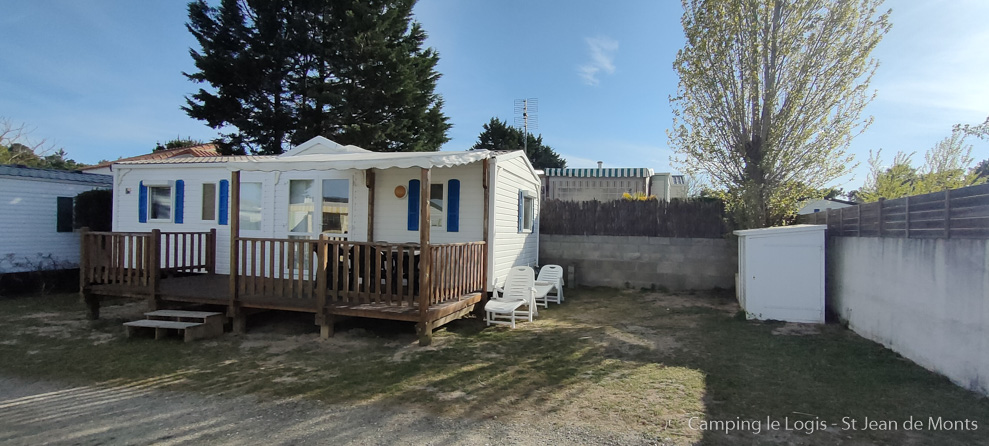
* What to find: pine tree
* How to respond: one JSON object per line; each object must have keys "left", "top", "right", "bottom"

{"left": 471, "top": 118, "right": 566, "bottom": 169}
{"left": 183, "top": 0, "right": 449, "bottom": 155}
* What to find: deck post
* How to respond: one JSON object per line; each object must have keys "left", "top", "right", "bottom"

{"left": 315, "top": 236, "right": 332, "bottom": 338}
{"left": 417, "top": 167, "right": 433, "bottom": 346}
{"left": 482, "top": 160, "right": 490, "bottom": 285}
{"left": 148, "top": 229, "right": 161, "bottom": 311}
{"left": 78, "top": 227, "right": 89, "bottom": 301}
{"left": 477, "top": 159, "right": 491, "bottom": 318}
{"left": 79, "top": 227, "right": 100, "bottom": 319}
{"left": 366, "top": 169, "right": 375, "bottom": 242}
{"left": 207, "top": 228, "right": 217, "bottom": 274}
{"left": 228, "top": 170, "right": 244, "bottom": 332}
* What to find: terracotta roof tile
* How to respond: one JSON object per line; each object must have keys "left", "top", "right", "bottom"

{"left": 81, "top": 143, "right": 219, "bottom": 170}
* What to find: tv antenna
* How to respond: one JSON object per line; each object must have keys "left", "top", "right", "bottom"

{"left": 514, "top": 98, "right": 538, "bottom": 152}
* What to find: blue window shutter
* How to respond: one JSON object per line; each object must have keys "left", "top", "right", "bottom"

{"left": 447, "top": 179, "right": 460, "bottom": 232}
{"left": 408, "top": 179, "right": 420, "bottom": 231}
{"left": 218, "top": 180, "right": 229, "bottom": 225}
{"left": 517, "top": 190, "right": 523, "bottom": 233}
{"left": 174, "top": 180, "right": 185, "bottom": 224}
{"left": 138, "top": 181, "right": 148, "bottom": 223}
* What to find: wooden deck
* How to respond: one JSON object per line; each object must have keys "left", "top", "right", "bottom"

{"left": 81, "top": 167, "right": 492, "bottom": 346}
{"left": 92, "top": 274, "right": 481, "bottom": 323}
{"left": 80, "top": 229, "right": 487, "bottom": 345}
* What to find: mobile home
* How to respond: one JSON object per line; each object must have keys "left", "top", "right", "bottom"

{"left": 82, "top": 137, "right": 540, "bottom": 344}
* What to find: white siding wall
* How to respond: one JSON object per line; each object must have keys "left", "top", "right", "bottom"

{"left": 490, "top": 155, "right": 540, "bottom": 289}
{"left": 114, "top": 166, "right": 369, "bottom": 275}
{"left": 115, "top": 166, "right": 240, "bottom": 274}
{"left": 0, "top": 177, "right": 109, "bottom": 272}
{"left": 112, "top": 156, "right": 539, "bottom": 287}
{"left": 373, "top": 165, "right": 483, "bottom": 244}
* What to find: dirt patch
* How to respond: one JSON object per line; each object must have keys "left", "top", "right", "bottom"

{"left": 772, "top": 323, "right": 822, "bottom": 336}
{"left": 99, "top": 301, "right": 147, "bottom": 320}
{"left": 602, "top": 324, "right": 680, "bottom": 355}
{"left": 239, "top": 335, "right": 316, "bottom": 355}
{"left": 641, "top": 292, "right": 738, "bottom": 313}
{"left": 17, "top": 312, "right": 64, "bottom": 320}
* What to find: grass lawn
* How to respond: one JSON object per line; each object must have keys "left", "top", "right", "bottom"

{"left": 0, "top": 288, "right": 986, "bottom": 445}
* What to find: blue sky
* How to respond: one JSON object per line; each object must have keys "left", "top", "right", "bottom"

{"left": 1, "top": 1, "right": 986, "bottom": 191}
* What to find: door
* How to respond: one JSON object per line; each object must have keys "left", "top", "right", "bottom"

{"left": 286, "top": 178, "right": 351, "bottom": 277}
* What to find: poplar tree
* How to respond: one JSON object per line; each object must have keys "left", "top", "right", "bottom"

{"left": 669, "top": 0, "right": 891, "bottom": 228}
{"left": 184, "top": 0, "right": 449, "bottom": 155}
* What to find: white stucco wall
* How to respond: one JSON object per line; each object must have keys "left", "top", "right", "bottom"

{"left": 829, "top": 236, "right": 989, "bottom": 395}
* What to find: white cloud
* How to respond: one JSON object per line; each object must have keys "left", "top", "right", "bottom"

{"left": 578, "top": 36, "right": 619, "bottom": 86}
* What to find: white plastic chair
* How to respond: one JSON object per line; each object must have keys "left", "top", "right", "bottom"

{"left": 533, "top": 265, "right": 565, "bottom": 307}
{"left": 484, "top": 266, "right": 537, "bottom": 328}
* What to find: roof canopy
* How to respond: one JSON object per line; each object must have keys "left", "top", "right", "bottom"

{"left": 0, "top": 165, "right": 112, "bottom": 185}
{"left": 116, "top": 137, "right": 500, "bottom": 171}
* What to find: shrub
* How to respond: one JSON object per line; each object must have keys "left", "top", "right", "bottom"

{"left": 75, "top": 189, "right": 112, "bottom": 231}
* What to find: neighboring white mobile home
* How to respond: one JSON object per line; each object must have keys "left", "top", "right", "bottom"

{"left": 0, "top": 166, "right": 112, "bottom": 272}
{"left": 109, "top": 137, "right": 540, "bottom": 290}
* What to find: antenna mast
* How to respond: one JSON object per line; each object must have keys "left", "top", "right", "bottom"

{"left": 514, "top": 98, "right": 538, "bottom": 153}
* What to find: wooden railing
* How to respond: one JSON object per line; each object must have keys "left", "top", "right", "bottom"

{"left": 80, "top": 231, "right": 156, "bottom": 288}
{"left": 428, "top": 242, "right": 487, "bottom": 305}
{"left": 234, "top": 237, "right": 423, "bottom": 305}
{"left": 160, "top": 231, "right": 216, "bottom": 274}
{"left": 80, "top": 229, "right": 217, "bottom": 290}
{"left": 232, "top": 237, "right": 486, "bottom": 308}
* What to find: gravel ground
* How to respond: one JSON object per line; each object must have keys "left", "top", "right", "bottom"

{"left": 0, "top": 374, "right": 657, "bottom": 446}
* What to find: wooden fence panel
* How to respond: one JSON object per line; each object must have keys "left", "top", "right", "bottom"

{"left": 539, "top": 199, "right": 727, "bottom": 238}
{"left": 797, "top": 184, "right": 989, "bottom": 239}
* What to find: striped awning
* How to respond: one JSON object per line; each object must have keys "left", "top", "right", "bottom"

{"left": 542, "top": 167, "right": 654, "bottom": 178}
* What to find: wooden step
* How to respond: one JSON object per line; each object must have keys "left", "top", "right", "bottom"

{"left": 144, "top": 309, "right": 225, "bottom": 339}
{"left": 123, "top": 320, "right": 207, "bottom": 342}
{"left": 144, "top": 310, "right": 223, "bottom": 319}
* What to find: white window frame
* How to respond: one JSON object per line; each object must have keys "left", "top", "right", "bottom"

{"left": 239, "top": 182, "right": 264, "bottom": 231}
{"left": 521, "top": 190, "right": 536, "bottom": 233}
{"left": 202, "top": 182, "right": 218, "bottom": 221}
{"left": 320, "top": 178, "right": 351, "bottom": 236}
{"left": 429, "top": 182, "right": 445, "bottom": 228}
{"left": 148, "top": 184, "right": 174, "bottom": 223}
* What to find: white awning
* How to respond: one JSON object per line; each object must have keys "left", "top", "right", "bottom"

{"left": 235, "top": 150, "right": 494, "bottom": 171}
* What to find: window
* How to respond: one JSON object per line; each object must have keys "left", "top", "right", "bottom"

{"left": 321, "top": 179, "right": 349, "bottom": 234}
{"left": 56, "top": 197, "right": 73, "bottom": 232}
{"left": 149, "top": 186, "right": 172, "bottom": 221}
{"left": 289, "top": 180, "right": 314, "bottom": 233}
{"left": 202, "top": 183, "right": 217, "bottom": 221}
{"left": 430, "top": 183, "right": 444, "bottom": 227}
{"left": 239, "top": 182, "right": 263, "bottom": 230}
{"left": 523, "top": 195, "right": 535, "bottom": 231}
{"left": 519, "top": 190, "right": 536, "bottom": 232}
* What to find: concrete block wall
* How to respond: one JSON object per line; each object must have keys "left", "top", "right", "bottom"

{"left": 539, "top": 234, "right": 736, "bottom": 290}
{"left": 828, "top": 236, "right": 989, "bottom": 396}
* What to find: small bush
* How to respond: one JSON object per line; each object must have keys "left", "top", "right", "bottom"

{"left": 75, "top": 189, "right": 112, "bottom": 231}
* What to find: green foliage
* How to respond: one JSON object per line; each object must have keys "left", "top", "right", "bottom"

{"left": 621, "top": 192, "right": 656, "bottom": 201}
{"left": 0, "top": 118, "right": 86, "bottom": 170}
{"left": 858, "top": 118, "right": 988, "bottom": 202}
{"left": 74, "top": 189, "right": 113, "bottom": 231}
{"left": 470, "top": 118, "right": 566, "bottom": 169}
{"left": 974, "top": 159, "right": 989, "bottom": 180}
{"left": 668, "top": 0, "right": 890, "bottom": 228}
{"left": 154, "top": 137, "right": 203, "bottom": 152}
{"left": 184, "top": 0, "right": 450, "bottom": 155}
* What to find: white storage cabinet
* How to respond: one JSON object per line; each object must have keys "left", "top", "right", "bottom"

{"left": 734, "top": 225, "right": 826, "bottom": 323}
